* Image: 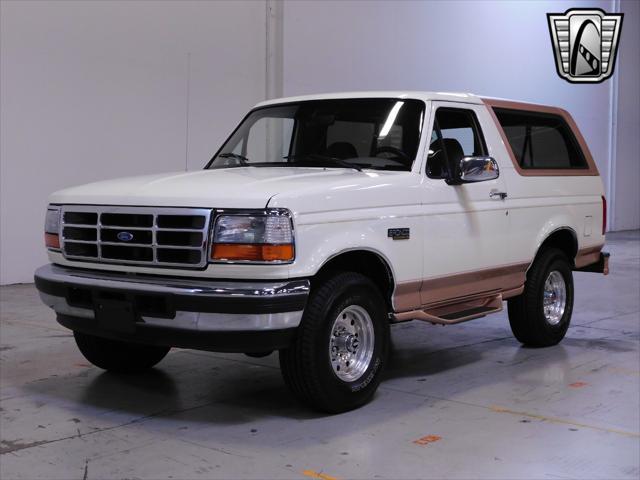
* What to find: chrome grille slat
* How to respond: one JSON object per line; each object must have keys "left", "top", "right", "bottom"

{"left": 63, "top": 239, "right": 99, "bottom": 244}
{"left": 94, "top": 225, "right": 152, "bottom": 231}
{"left": 98, "top": 242, "right": 157, "bottom": 247}
{"left": 60, "top": 206, "right": 212, "bottom": 269}
{"left": 151, "top": 228, "right": 202, "bottom": 233}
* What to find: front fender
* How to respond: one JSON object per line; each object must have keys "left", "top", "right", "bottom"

{"left": 287, "top": 210, "right": 424, "bottom": 287}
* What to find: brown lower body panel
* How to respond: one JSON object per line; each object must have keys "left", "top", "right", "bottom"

{"left": 575, "top": 245, "right": 605, "bottom": 269}
{"left": 393, "top": 262, "right": 529, "bottom": 316}
{"left": 395, "top": 292, "right": 505, "bottom": 324}
{"left": 393, "top": 245, "right": 607, "bottom": 323}
{"left": 419, "top": 262, "right": 529, "bottom": 307}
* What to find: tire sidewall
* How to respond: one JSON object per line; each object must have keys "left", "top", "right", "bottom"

{"left": 311, "top": 280, "right": 388, "bottom": 404}
{"left": 534, "top": 253, "right": 574, "bottom": 338}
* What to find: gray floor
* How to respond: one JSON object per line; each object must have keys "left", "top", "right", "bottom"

{"left": 1, "top": 232, "right": 639, "bottom": 480}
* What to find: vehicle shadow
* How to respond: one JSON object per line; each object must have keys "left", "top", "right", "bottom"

{"left": 20, "top": 320, "right": 625, "bottom": 429}
{"left": 83, "top": 367, "right": 318, "bottom": 423}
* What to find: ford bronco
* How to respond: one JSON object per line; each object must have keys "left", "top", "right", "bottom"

{"left": 35, "top": 92, "right": 609, "bottom": 412}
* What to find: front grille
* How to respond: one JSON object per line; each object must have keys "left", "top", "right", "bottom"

{"left": 60, "top": 206, "right": 212, "bottom": 268}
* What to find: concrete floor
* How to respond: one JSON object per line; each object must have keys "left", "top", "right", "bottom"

{"left": 1, "top": 231, "right": 638, "bottom": 480}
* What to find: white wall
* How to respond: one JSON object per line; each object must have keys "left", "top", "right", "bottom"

{"left": 1, "top": 0, "right": 638, "bottom": 284}
{"left": 0, "top": 0, "right": 267, "bottom": 284}
{"left": 282, "top": 0, "right": 638, "bottom": 230}
{"left": 612, "top": 0, "right": 640, "bottom": 231}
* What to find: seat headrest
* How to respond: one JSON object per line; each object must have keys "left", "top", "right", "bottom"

{"left": 326, "top": 142, "right": 358, "bottom": 160}
{"left": 441, "top": 138, "right": 464, "bottom": 165}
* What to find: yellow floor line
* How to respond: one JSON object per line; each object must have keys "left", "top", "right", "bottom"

{"left": 302, "top": 469, "right": 339, "bottom": 480}
{"left": 490, "top": 405, "right": 640, "bottom": 438}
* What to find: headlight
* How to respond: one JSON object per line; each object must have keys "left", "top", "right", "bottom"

{"left": 44, "top": 206, "right": 61, "bottom": 249}
{"left": 210, "top": 210, "right": 294, "bottom": 263}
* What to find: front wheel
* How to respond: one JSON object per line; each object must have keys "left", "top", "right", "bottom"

{"left": 74, "top": 331, "right": 170, "bottom": 372}
{"left": 279, "top": 272, "right": 389, "bottom": 413}
{"left": 508, "top": 248, "right": 574, "bottom": 347}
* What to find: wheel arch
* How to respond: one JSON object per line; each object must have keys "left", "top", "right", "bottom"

{"left": 311, "top": 248, "right": 396, "bottom": 313}
{"left": 531, "top": 227, "right": 579, "bottom": 270}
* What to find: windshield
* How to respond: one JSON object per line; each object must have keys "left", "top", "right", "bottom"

{"left": 206, "top": 98, "right": 425, "bottom": 171}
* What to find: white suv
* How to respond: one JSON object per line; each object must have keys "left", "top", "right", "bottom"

{"left": 35, "top": 91, "right": 609, "bottom": 412}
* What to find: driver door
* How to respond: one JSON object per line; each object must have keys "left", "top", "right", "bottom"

{"left": 419, "top": 101, "right": 514, "bottom": 306}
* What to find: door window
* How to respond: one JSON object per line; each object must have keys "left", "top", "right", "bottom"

{"left": 427, "top": 108, "right": 487, "bottom": 179}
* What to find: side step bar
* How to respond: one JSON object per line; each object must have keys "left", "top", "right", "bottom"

{"left": 393, "top": 293, "right": 503, "bottom": 325}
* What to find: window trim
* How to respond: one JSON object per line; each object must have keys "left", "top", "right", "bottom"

{"left": 483, "top": 98, "right": 599, "bottom": 177}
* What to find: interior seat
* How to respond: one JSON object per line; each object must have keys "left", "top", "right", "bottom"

{"left": 326, "top": 141, "right": 358, "bottom": 159}
{"left": 428, "top": 138, "right": 464, "bottom": 178}
{"left": 442, "top": 138, "right": 464, "bottom": 166}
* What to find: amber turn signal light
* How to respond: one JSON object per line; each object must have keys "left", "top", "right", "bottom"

{"left": 211, "top": 243, "right": 294, "bottom": 262}
{"left": 45, "top": 233, "right": 60, "bottom": 249}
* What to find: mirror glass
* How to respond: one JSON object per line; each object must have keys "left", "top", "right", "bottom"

{"left": 458, "top": 156, "right": 499, "bottom": 183}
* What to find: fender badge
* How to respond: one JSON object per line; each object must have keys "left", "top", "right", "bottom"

{"left": 388, "top": 228, "right": 410, "bottom": 240}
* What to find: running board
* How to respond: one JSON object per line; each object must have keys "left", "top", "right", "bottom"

{"left": 393, "top": 294, "right": 503, "bottom": 325}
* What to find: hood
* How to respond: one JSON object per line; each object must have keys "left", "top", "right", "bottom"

{"left": 49, "top": 167, "right": 415, "bottom": 211}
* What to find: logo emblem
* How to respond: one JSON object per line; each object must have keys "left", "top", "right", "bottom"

{"left": 547, "top": 8, "right": 623, "bottom": 83}
{"left": 117, "top": 231, "right": 134, "bottom": 242}
{"left": 388, "top": 228, "right": 410, "bottom": 240}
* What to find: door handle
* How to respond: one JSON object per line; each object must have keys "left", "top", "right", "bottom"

{"left": 490, "top": 191, "right": 508, "bottom": 200}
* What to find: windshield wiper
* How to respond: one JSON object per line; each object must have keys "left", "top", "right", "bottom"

{"left": 218, "top": 152, "right": 250, "bottom": 165}
{"left": 283, "top": 154, "right": 362, "bottom": 172}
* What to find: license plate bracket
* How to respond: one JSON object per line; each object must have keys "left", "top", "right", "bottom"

{"left": 94, "top": 295, "right": 138, "bottom": 334}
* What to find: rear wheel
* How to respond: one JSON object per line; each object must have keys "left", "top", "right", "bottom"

{"left": 74, "top": 331, "right": 170, "bottom": 372}
{"left": 279, "top": 272, "right": 389, "bottom": 413}
{"left": 508, "top": 248, "right": 574, "bottom": 347}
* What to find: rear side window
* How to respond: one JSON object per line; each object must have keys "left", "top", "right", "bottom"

{"left": 493, "top": 108, "right": 587, "bottom": 169}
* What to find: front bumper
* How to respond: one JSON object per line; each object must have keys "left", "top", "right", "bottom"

{"left": 34, "top": 264, "right": 309, "bottom": 352}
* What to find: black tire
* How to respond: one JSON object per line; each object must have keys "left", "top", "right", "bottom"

{"left": 74, "top": 331, "right": 170, "bottom": 372}
{"left": 508, "top": 248, "right": 574, "bottom": 347}
{"left": 279, "top": 272, "right": 389, "bottom": 413}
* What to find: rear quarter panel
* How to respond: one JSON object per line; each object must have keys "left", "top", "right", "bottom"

{"left": 480, "top": 99, "right": 606, "bottom": 267}
{"left": 504, "top": 172, "right": 605, "bottom": 266}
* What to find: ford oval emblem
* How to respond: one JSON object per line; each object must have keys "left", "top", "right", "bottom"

{"left": 117, "top": 231, "right": 134, "bottom": 242}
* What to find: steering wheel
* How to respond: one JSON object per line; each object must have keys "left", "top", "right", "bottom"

{"left": 374, "top": 146, "right": 411, "bottom": 163}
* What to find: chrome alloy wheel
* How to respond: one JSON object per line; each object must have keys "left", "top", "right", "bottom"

{"left": 543, "top": 270, "right": 567, "bottom": 325}
{"left": 329, "top": 305, "right": 375, "bottom": 382}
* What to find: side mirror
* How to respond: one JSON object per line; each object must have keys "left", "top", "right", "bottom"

{"left": 456, "top": 156, "right": 499, "bottom": 183}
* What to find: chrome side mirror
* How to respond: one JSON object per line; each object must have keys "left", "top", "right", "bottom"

{"left": 457, "top": 156, "right": 499, "bottom": 183}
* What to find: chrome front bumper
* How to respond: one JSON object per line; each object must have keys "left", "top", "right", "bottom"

{"left": 34, "top": 264, "right": 309, "bottom": 352}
